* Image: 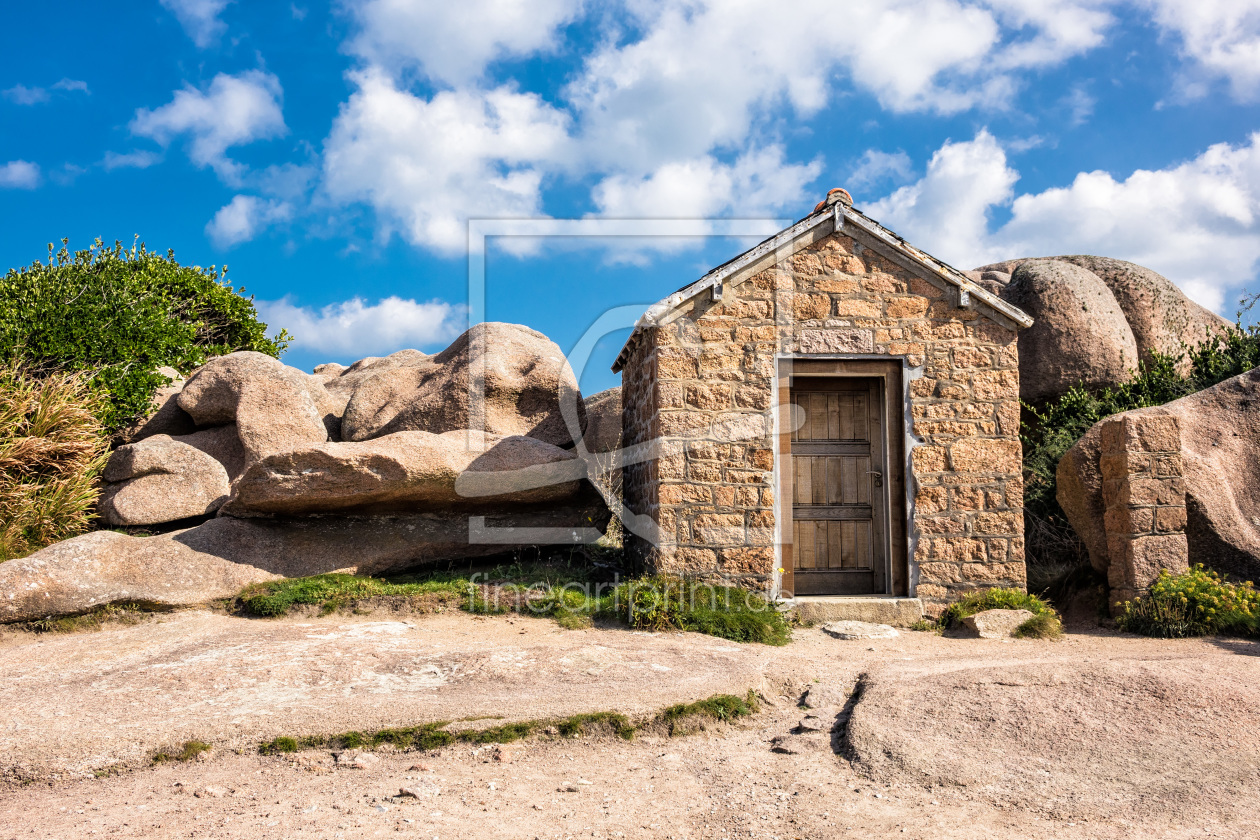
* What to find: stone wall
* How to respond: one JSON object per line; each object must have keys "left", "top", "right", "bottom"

{"left": 620, "top": 228, "right": 1026, "bottom": 613}
{"left": 620, "top": 328, "right": 662, "bottom": 572}
{"left": 1099, "top": 414, "right": 1189, "bottom": 612}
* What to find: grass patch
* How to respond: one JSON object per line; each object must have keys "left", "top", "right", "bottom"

{"left": 234, "top": 573, "right": 472, "bottom": 617}
{"left": 608, "top": 577, "right": 790, "bottom": 645}
{"left": 151, "top": 739, "right": 212, "bottom": 764}
{"left": 654, "top": 691, "right": 760, "bottom": 735}
{"left": 1013, "top": 612, "right": 1063, "bottom": 640}
{"left": 0, "top": 363, "right": 109, "bottom": 562}
{"left": 555, "top": 712, "right": 635, "bottom": 740}
{"left": 258, "top": 691, "right": 760, "bottom": 756}
{"left": 938, "top": 587, "right": 1057, "bottom": 630}
{"left": 1117, "top": 565, "right": 1260, "bottom": 638}
{"left": 232, "top": 565, "right": 792, "bottom": 648}
{"left": 20, "top": 601, "right": 154, "bottom": 634}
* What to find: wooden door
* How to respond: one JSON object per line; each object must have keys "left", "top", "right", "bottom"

{"left": 789, "top": 377, "right": 888, "bottom": 595}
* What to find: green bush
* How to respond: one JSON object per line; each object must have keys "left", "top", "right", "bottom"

{"left": 0, "top": 239, "right": 289, "bottom": 430}
{"left": 1117, "top": 565, "right": 1260, "bottom": 638}
{"left": 1021, "top": 321, "right": 1260, "bottom": 585}
{"left": 0, "top": 364, "right": 109, "bottom": 561}
{"left": 938, "top": 587, "right": 1056, "bottom": 629}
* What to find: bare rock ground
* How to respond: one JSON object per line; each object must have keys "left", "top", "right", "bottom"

{"left": 2, "top": 610, "right": 1259, "bottom": 838}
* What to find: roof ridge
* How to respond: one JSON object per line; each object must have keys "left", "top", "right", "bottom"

{"left": 611, "top": 197, "right": 1033, "bottom": 373}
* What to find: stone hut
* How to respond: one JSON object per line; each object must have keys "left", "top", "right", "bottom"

{"left": 612, "top": 189, "right": 1035, "bottom": 619}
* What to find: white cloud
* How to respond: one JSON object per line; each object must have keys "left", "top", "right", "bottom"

{"left": 205, "top": 195, "right": 293, "bottom": 247}
{"left": 2, "top": 79, "right": 89, "bottom": 105}
{"left": 592, "top": 146, "right": 820, "bottom": 219}
{"left": 867, "top": 130, "right": 1260, "bottom": 313}
{"left": 3, "top": 84, "right": 49, "bottom": 105}
{"left": 565, "top": 0, "right": 1116, "bottom": 182}
{"left": 130, "top": 70, "right": 286, "bottom": 185}
{"left": 867, "top": 130, "right": 1018, "bottom": 261}
{"left": 0, "top": 160, "right": 40, "bottom": 189}
{"left": 1063, "top": 84, "right": 1095, "bottom": 126}
{"left": 160, "top": 0, "right": 232, "bottom": 48}
{"left": 344, "top": 0, "right": 582, "bottom": 85}
{"left": 50, "top": 163, "right": 86, "bottom": 186}
{"left": 256, "top": 295, "right": 466, "bottom": 357}
{"left": 322, "top": 69, "right": 571, "bottom": 254}
{"left": 1145, "top": 0, "right": 1260, "bottom": 100}
{"left": 102, "top": 150, "right": 163, "bottom": 170}
{"left": 848, "top": 149, "right": 915, "bottom": 194}
{"left": 52, "top": 79, "right": 89, "bottom": 93}
{"left": 314, "top": 1, "right": 1132, "bottom": 261}
{"left": 984, "top": 0, "right": 1114, "bottom": 70}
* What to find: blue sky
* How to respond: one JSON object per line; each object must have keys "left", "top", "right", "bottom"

{"left": 3, "top": 1, "right": 1260, "bottom": 394}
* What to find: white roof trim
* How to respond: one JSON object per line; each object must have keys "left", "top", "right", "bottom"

{"left": 611, "top": 203, "right": 1033, "bottom": 373}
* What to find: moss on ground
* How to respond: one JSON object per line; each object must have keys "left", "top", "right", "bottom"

{"left": 231, "top": 564, "right": 791, "bottom": 647}
{"left": 151, "top": 739, "right": 212, "bottom": 764}
{"left": 258, "top": 690, "right": 761, "bottom": 756}
{"left": 17, "top": 601, "right": 157, "bottom": 634}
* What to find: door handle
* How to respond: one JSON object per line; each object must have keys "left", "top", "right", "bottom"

{"left": 867, "top": 470, "right": 883, "bottom": 488}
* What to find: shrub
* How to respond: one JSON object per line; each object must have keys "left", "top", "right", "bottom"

{"left": 0, "top": 363, "right": 109, "bottom": 561}
{"left": 938, "top": 587, "right": 1055, "bottom": 629}
{"left": 1116, "top": 565, "right": 1260, "bottom": 638}
{"left": 1021, "top": 320, "right": 1260, "bottom": 587}
{"left": 0, "top": 239, "right": 289, "bottom": 430}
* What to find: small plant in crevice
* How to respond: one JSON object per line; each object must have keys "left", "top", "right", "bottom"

{"left": 151, "top": 739, "right": 212, "bottom": 764}
{"left": 256, "top": 690, "right": 761, "bottom": 756}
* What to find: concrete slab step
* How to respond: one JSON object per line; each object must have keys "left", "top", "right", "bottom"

{"left": 791, "top": 596, "right": 923, "bottom": 627}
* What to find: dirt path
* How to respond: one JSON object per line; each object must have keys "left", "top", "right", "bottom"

{"left": 3, "top": 609, "right": 1259, "bottom": 838}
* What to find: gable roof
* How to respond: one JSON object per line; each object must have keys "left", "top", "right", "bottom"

{"left": 611, "top": 198, "right": 1034, "bottom": 373}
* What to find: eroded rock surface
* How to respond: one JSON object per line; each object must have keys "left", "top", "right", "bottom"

{"left": 177, "top": 351, "right": 329, "bottom": 465}
{"left": 1058, "top": 368, "right": 1260, "bottom": 579}
{"left": 223, "top": 430, "right": 586, "bottom": 516}
{"left": 958, "top": 609, "right": 1034, "bottom": 639}
{"left": 8, "top": 323, "right": 614, "bottom": 621}
{"left": 341, "top": 323, "right": 585, "bottom": 447}
{"left": 581, "top": 387, "right": 622, "bottom": 455}
{"left": 999, "top": 259, "right": 1139, "bottom": 403}
{"left": 100, "top": 439, "right": 230, "bottom": 526}
{"left": 976, "top": 255, "right": 1230, "bottom": 403}
{"left": 1, "top": 500, "right": 608, "bottom": 623}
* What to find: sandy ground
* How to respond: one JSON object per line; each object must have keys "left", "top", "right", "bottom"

{"left": 2, "top": 608, "right": 1259, "bottom": 839}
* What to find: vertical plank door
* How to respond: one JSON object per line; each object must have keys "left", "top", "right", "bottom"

{"left": 789, "top": 377, "right": 887, "bottom": 595}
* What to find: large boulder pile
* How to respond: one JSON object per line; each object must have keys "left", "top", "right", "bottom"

{"left": 0, "top": 323, "right": 617, "bottom": 623}
{"left": 1058, "top": 368, "right": 1260, "bottom": 582}
{"left": 969, "top": 256, "right": 1228, "bottom": 403}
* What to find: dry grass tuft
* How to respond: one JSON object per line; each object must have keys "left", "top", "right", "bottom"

{"left": 0, "top": 362, "right": 109, "bottom": 562}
